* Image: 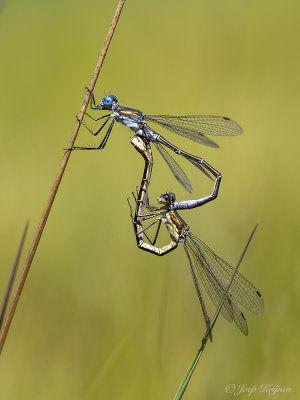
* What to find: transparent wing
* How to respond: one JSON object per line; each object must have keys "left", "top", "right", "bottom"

{"left": 184, "top": 236, "right": 248, "bottom": 335}
{"left": 154, "top": 142, "right": 193, "bottom": 193}
{"left": 186, "top": 233, "right": 264, "bottom": 313}
{"left": 145, "top": 115, "right": 243, "bottom": 148}
{"left": 184, "top": 233, "right": 264, "bottom": 335}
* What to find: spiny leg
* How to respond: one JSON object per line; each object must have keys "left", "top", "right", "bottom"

{"left": 85, "top": 86, "right": 99, "bottom": 110}
{"left": 135, "top": 218, "right": 162, "bottom": 242}
{"left": 68, "top": 119, "right": 115, "bottom": 151}
{"left": 134, "top": 207, "right": 163, "bottom": 244}
{"left": 75, "top": 114, "right": 111, "bottom": 137}
{"left": 151, "top": 219, "right": 162, "bottom": 246}
{"left": 84, "top": 113, "right": 111, "bottom": 122}
{"left": 127, "top": 197, "right": 135, "bottom": 225}
{"left": 128, "top": 194, "right": 159, "bottom": 244}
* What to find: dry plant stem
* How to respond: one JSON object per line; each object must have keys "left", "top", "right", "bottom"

{"left": 0, "top": 0, "right": 126, "bottom": 355}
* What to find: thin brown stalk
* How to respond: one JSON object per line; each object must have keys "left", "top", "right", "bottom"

{"left": 0, "top": 0, "right": 126, "bottom": 355}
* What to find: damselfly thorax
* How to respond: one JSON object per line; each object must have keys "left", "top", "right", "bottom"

{"left": 113, "top": 106, "right": 144, "bottom": 131}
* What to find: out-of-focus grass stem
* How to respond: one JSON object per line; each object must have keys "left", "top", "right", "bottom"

{"left": 0, "top": 221, "right": 29, "bottom": 330}
{"left": 0, "top": 0, "right": 126, "bottom": 355}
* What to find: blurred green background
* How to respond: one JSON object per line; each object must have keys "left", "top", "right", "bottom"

{"left": 0, "top": 0, "right": 299, "bottom": 398}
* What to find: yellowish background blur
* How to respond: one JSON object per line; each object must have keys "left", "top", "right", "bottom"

{"left": 0, "top": 0, "right": 299, "bottom": 398}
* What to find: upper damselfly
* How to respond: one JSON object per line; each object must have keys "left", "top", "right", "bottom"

{"left": 128, "top": 136, "right": 263, "bottom": 336}
{"left": 69, "top": 89, "right": 242, "bottom": 192}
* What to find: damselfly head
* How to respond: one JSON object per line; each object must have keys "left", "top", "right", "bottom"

{"left": 157, "top": 192, "right": 176, "bottom": 205}
{"left": 100, "top": 94, "right": 118, "bottom": 110}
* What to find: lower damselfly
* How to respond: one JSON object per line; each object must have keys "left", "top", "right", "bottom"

{"left": 69, "top": 89, "right": 242, "bottom": 192}
{"left": 128, "top": 136, "right": 264, "bottom": 336}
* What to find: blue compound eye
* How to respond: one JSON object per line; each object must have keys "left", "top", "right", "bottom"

{"left": 102, "top": 96, "right": 112, "bottom": 106}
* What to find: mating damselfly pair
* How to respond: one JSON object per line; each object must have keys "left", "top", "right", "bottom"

{"left": 70, "top": 89, "right": 263, "bottom": 336}
{"left": 127, "top": 136, "right": 263, "bottom": 337}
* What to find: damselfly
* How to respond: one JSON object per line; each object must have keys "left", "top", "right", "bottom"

{"left": 70, "top": 89, "right": 242, "bottom": 192}
{"left": 128, "top": 136, "right": 263, "bottom": 336}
